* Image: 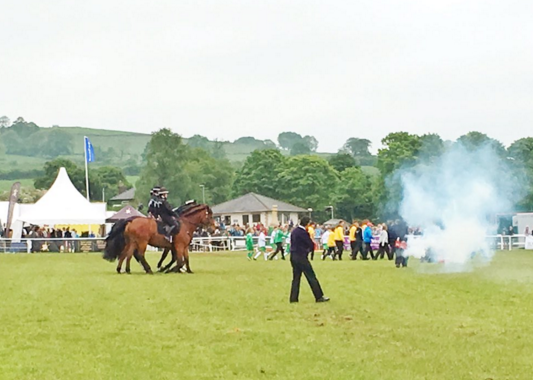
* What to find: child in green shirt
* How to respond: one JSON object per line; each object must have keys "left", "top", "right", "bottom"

{"left": 246, "top": 229, "right": 254, "bottom": 260}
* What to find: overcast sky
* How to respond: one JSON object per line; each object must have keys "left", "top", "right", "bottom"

{"left": 1, "top": 0, "right": 532, "bottom": 152}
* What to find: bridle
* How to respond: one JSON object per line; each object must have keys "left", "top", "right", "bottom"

{"left": 179, "top": 206, "right": 212, "bottom": 229}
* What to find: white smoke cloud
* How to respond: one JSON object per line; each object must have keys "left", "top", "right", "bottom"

{"left": 397, "top": 143, "right": 521, "bottom": 270}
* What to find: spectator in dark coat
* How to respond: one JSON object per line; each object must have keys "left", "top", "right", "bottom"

{"left": 388, "top": 221, "right": 398, "bottom": 259}
{"left": 289, "top": 216, "right": 329, "bottom": 303}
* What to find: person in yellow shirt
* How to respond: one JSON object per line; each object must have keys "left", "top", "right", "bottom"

{"left": 323, "top": 226, "right": 336, "bottom": 260}
{"left": 307, "top": 222, "right": 316, "bottom": 260}
{"left": 349, "top": 221, "right": 358, "bottom": 260}
{"left": 333, "top": 221, "right": 345, "bottom": 260}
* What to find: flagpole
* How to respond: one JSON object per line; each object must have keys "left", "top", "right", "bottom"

{"left": 84, "top": 136, "right": 90, "bottom": 201}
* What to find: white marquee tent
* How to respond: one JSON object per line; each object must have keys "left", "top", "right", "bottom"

{"left": 17, "top": 167, "right": 107, "bottom": 225}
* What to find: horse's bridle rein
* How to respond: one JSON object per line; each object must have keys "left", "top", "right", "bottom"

{"left": 179, "top": 207, "right": 212, "bottom": 230}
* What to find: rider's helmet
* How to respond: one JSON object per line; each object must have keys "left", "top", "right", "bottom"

{"left": 151, "top": 186, "right": 161, "bottom": 197}
{"left": 159, "top": 187, "right": 169, "bottom": 199}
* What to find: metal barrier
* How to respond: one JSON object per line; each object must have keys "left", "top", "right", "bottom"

{"left": 0, "top": 235, "right": 527, "bottom": 253}
{"left": 0, "top": 236, "right": 274, "bottom": 254}
{"left": 0, "top": 237, "right": 106, "bottom": 254}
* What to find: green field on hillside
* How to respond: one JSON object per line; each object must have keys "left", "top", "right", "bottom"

{"left": 60, "top": 126, "right": 151, "bottom": 156}
{"left": 0, "top": 179, "right": 34, "bottom": 192}
{"left": 0, "top": 250, "right": 531, "bottom": 379}
{"left": 125, "top": 176, "right": 139, "bottom": 187}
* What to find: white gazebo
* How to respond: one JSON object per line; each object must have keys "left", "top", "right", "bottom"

{"left": 18, "top": 167, "right": 107, "bottom": 225}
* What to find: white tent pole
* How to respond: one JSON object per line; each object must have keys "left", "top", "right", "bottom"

{"left": 84, "top": 136, "right": 90, "bottom": 201}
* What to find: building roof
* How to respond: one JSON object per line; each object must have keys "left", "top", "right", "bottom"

{"left": 212, "top": 192, "right": 307, "bottom": 214}
{"left": 106, "top": 204, "right": 145, "bottom": 222}
{"left": 110, "top": 188, "right": 135, "bottom": 201}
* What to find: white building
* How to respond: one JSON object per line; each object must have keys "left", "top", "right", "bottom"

{"left": 212, "top": 192, "right": 306, "bottom": 226}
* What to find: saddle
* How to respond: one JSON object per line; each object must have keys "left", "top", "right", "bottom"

{"left": 156, "top": 219, "right": 180, "bottom": 237}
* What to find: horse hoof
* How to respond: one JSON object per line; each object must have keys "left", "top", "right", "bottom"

{"left": 126, "top": 271, "right": 131, "bottom": 275}
{"left": 116, "top": 269, "right": 121, "bottom": 274}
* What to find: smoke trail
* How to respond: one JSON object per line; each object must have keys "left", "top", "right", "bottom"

{"left": 396, "top": 143, "right": 521, "bottom": 270}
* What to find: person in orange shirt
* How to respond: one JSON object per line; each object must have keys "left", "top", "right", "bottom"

{"left": 333, "top": 221, "right": 345, "bottom": 260}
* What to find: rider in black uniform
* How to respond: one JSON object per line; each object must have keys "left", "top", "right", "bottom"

{"left": 147, "top": 186, "right": 161, "bottom": 218}
{"left": 158, "top": 187, "right": 180, "bottom": 242}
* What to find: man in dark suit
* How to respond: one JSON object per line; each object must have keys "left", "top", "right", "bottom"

{"left": 289, "top": 216, "right": 329, "bottom": 303}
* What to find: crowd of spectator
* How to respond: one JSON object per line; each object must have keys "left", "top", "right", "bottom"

{"left": 200, "top": 218, "right": 412, "bottom": 268}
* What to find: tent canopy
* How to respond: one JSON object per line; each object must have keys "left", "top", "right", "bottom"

{"left": 106, "top": 204, "right": 145, "bottom": 222}
{"left": 18, "top": 167, "right": 107, "bottom": 225}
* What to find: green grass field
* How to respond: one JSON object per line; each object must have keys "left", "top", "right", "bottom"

{"left": 1, "top": 250, "right": 532, "bottom": 379}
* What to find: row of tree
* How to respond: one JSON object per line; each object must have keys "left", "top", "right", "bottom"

{"left": 33, "top": 159, "right": 132, "bottom": 201}
{"left": 0, "top": 118, "right": 74, "bottom": 158}
{"left": 5, "top": 119, "right": 533, "bottom": 223}
{"left": 0, "top": 158, "right": 133, "bottom": 204}
{"left": 187, "top": 131, "right": 374, "bottom": 159}
{"left": 135, "top": 129, "right": 234, "bottom": 207}
{"left": 135, "top": 129, "right": 374, "bottom": 221}
{"left": 232, "top": 149, "right": 372, "bottom": 221}
{"left": 231, "top": 131, "right": 533, "bottom": 222}
{"left": 374, "top": 131, "right": 533, "bottom": 217}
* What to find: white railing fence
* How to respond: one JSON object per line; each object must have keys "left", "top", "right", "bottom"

{"left": 0, "top": 235, "right": 528, "bottom": 254}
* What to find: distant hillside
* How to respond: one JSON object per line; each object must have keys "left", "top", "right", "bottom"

{"left": 0, "top": 118, "right": 379, "bottom": 183}
{"left": 0, "top": 119, "right": 281, "bottom": 173}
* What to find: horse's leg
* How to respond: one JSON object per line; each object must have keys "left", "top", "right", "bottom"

{"left": 123, "top": 242, "right": 136, "bottom": 274}
{"left": 116, "top": 253, "right": 126, "bottom": 274}
{"left": 168, "top": 242, "right": 186, "bottom": 273}
{"left": 116, "top": 239, "right": 131, "bottom": 274}
{"left": 157, "top": 248, "right": 169, "bottom": 270}
{"left": 125, "top": 255, "right": 133, "bottom": 274}
{"left": 173, "top": 244, "right": 192, "bottom": 273}
{"left": 162, "top": 247, "right": 178, "bottom": 273}
{"left": 136, "top": 242, "right": 153, "bottom": 274}
{"left": 184, "top": 246, "right": 193, "bottom": 273}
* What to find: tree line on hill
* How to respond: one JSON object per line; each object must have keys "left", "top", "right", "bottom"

{"left": 0, "top": 117, "right": 74, "bottom": 158}
{"left": 3, "top": 115, "right": 533, "bottom": 221}
{"left": 1, "top": 116, "right": 377, "bottom": 179}
{"left": 0, "top": 115, "right": 377, "bottom": 165}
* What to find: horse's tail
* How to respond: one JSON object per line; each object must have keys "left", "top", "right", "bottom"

{"left": 103, "top": 218, "right": 134, "bottom": 262}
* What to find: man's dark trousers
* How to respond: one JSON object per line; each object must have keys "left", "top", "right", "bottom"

{"left": 334, "top": 240, "right": 344, "bottom": 260}
{"left": 351, "top": 240, "right": 363, "bottom": 259}
{"left": 269, "top": 242, "right": 285, "bottom": 260}
{"left": 363, "top": 242, "right": 374, "bottom": 260}
{"left": 290, "top": 254, "right": 324, "bottom": 302}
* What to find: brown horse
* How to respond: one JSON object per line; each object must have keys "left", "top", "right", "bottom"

{"left": 103, "top": 204, "right": 213, "bottom": 274}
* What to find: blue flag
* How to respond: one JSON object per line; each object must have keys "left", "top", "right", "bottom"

{"left": 84, "top": 136, "right": 95, "bottom": 163}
